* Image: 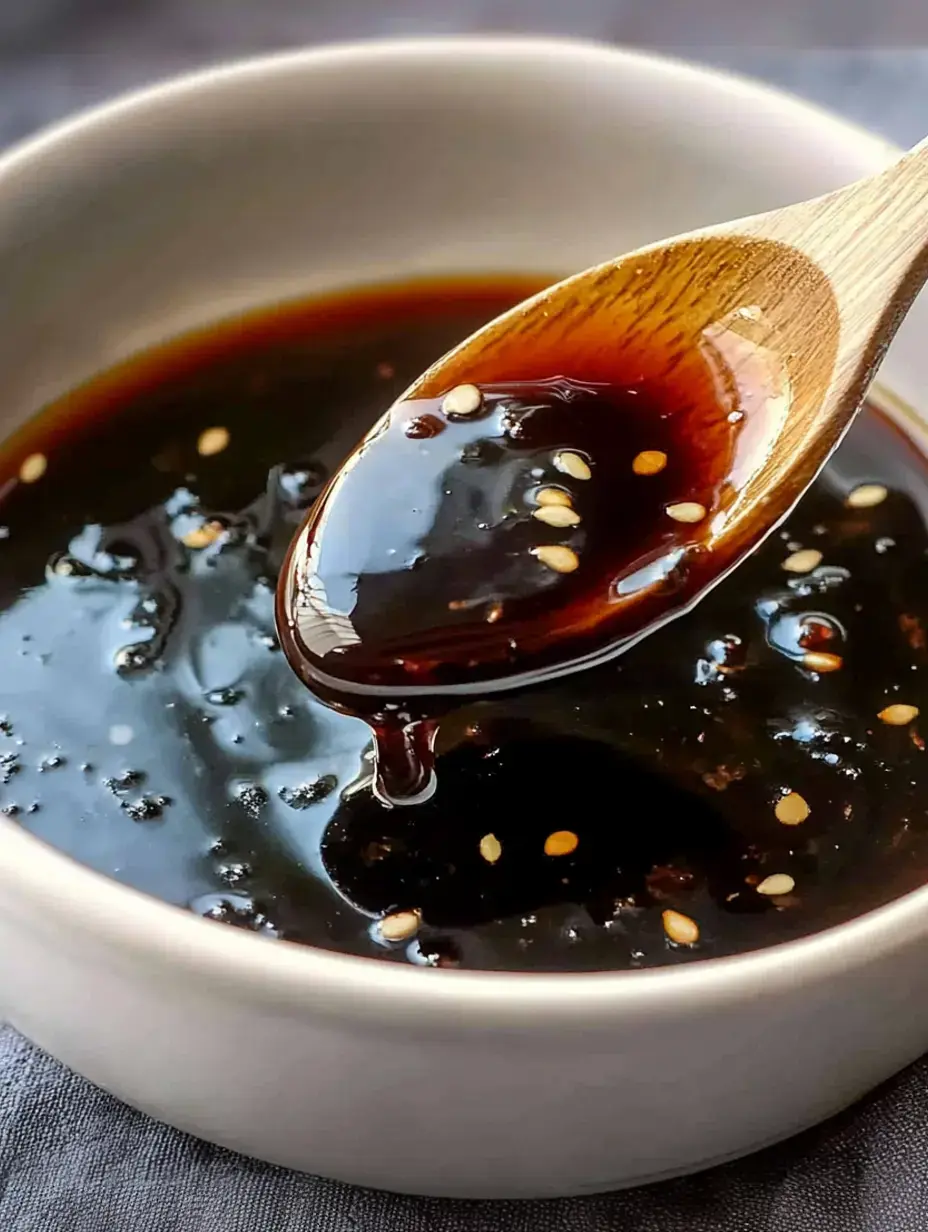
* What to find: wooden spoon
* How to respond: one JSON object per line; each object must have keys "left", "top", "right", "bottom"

{"left": 278, "top": 138, "right": 928, "bottom": 715}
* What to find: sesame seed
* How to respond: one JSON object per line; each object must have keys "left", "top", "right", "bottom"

{"left": 441, "top": 383, "right": 483, "bottom": 418}
{"left": 662, "top": 909, "right": 700, "bottom": 946}
{"left": 878, "top": 703, "right": 920, "bottom": 726}
{"left": 532, "top": 504, "right": 581, "bottom": 528}
{"left": 782, "top": 548, "right": 823, "bottom": 573}
{"left": 485, "top": 602, "right": 504, "bottom": 624}
{"left": 756, "top": 873, "right": 795, "bottom": 897}
{"left": 379, "top": 909, "right": 421, "bottom": 942}
{"left": 632, "top": 450, "right": 668, "bottom": 476}
{"left": 197, "top": 426, "right": 230, "bottom": 457}
{"left": 535, "top": 487, "right": 572, "bottom": 508}
{"left": 181, "top": 521, "right": 224, "bottom": 550}
{"left": 846, "top": 483, "right": 888, "bottom": 509}
{"left": 532, "top": 545, "right": 579, "bottom": 573}
{"left": 774, "top": 792, "right": 810, "bottom": 825}
{"left": 666, "top": 502, "right": 707, "bottom": 524}
{"left": 802, "top": 651, "right": 843, "bottom": 673}
{"left": 553, "top": 451, "right": 592, "bottom": 481}
{"left": 544, "top": 830, "right": 579, "bottom": 857}
{"left": 18, "top": 453, "right": 47, "bottom": 484}
{"left": 479, "top": 833, "right": 502, "bottom": 864}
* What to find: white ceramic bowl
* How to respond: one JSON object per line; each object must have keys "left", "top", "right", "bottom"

{"left": 0, "top": 38, "right": 925, "bottom": 1200}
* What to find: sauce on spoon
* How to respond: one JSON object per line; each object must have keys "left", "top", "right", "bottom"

{"left": 277, "top": 295, "right": 775, "bottom": 802}
{"left": 279, "top": 136, "right": 928, "bottom": 802}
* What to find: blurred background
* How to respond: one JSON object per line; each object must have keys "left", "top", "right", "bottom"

{"left": 1, "top": 0, "right": 928, "bottom": 150}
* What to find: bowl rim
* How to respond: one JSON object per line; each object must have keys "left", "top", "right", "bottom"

{"left": 0, "top": 34, "right": 918, "bottom": 1028}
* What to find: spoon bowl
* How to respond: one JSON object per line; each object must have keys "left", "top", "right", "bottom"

{"left": 279, "top": 142, "right": 928, "bottom": 713}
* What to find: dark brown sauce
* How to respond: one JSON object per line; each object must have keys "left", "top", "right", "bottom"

{"left": 278, "top": 374, "right": 743, "bottom": 801}
{"left": 275, "top": 285, "right": 769, "bottom": 803}
{"left": 1, "top": 276, "right": 928, "bottom": 971}
{"left": 278, "top": 375, "right": 743, "bottom": 686}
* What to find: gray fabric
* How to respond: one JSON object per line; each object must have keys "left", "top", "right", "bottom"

{"left": 3, "top": 1023, "right": 928, "bottom": 1230}
{"left": 3, "top": 2, "right": 928, "bottom": 148}
{"left": 4, "top": 4, "right": 928, "bottom": 1227}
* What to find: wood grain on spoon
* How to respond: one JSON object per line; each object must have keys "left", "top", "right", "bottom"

{"left": 407, "top": 139, "right": 928, "bottom": 583}
{"left": 279, "top": 137, "right": 928, "bottom": 703}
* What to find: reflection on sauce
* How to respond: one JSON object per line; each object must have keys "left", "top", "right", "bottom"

{"left": 699, "top": 305, "right": 793, "bottom": 516}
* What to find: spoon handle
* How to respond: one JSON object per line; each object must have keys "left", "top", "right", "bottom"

{"left": 740, "top": 135, "right": 928, "bottom": 362}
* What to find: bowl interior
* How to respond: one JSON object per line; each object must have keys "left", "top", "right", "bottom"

{"left": 0, "top": 39, "right": 927, "bottom": 1003}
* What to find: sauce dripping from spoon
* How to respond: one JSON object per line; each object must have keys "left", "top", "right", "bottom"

{"left": 277, "top": 293, "right": 782, "bottom": 802}
{"left": 279, "top": 137, "right": 928, "bottom": 801}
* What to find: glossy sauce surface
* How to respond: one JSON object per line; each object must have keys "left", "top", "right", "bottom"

{"left": 1, "top": 277, "right": 928, "bottom": 971}
{"left": 276, "top": 267, "right": 784, "bottom": 801}
{"left": 280, "top": 377, "right": 740, "bottom": 694}
{"left": 278, "top": 371, "right": 743, "bottom": 801}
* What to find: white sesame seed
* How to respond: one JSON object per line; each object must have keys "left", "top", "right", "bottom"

{"left": 532, "top": 504, "right": 581, "bottom": 528}
{"left": 781, "top": 548, "right": 823, "bottom": 573}
{"left": 756, "top": 873, "right": 795, "bottom": 896}
{"left": 18, "top": 453, "right": 47, "bottom": 484}
{"left": 108, "top": 724, "right": 134, "bottom": 746}
{"left": 379, "top": 909, "right": 421, "bottom": 942}
{"left": 846, "top": 483, "right": 888, "bottom": 509}
{"left": 535, "top": 487, "right": 572, "bottom": 508}
{"left": 553, "top": 451, "right": 591, "bottom": 481}
{"left": 441, "top": 384, "right": 483, "bottom": 417}
{"left": 197, "top": 426, "right": 230, "bottom": 457}
{"left": 665, "top": 502, "right": 707, "bottom": 524}
{"left": 531, "top": 545, "right": 580, "bottom": 573}
{"left": 662, "top": 909, "right": 700, "bottom": 945}
{"left": 878, "top": 703, "right": 920, "bottom": 726}
{"left": 479, "top": 834, "right": 502, "bottom": 864}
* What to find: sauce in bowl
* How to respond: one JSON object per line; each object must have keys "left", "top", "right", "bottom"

{"left": 0, "top": 276, "right": 926, "bottom": 971}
